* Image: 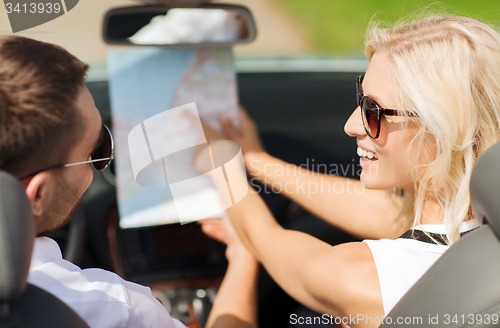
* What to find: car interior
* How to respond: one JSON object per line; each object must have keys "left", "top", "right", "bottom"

{"left": 2, "top": 1, "right": 500, "bottom": 328}
{"left": 51, "top": 3, "right": 362, "bottom": 327}
{"left": 3, "top": 140, "right": 500, "bottom": 327}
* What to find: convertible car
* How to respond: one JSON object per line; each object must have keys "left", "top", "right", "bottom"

{"left": 40, "top": 3, "right": 364, "bottom": 327}
{"left": 1, "top": 1, "right": 500, "bottom": 328}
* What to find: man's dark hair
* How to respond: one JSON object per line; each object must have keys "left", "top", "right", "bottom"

{"left": 0, "top": 36, "right": 89, "bottom": 178}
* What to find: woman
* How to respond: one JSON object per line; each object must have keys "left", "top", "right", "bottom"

{"left": 203, "top": 14, "right": 500, "bottom": 326}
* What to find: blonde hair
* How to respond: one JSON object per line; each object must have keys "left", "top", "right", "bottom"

{"left": 365, "top": 15, "right": 500, "bottom": 244}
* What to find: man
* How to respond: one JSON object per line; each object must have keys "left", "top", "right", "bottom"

{"left": 0, "top": 35, "right": 257, "bottom": 328}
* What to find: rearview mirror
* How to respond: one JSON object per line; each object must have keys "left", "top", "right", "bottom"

{"left": 103, "top": 4, "right": 257, "bottom": 47}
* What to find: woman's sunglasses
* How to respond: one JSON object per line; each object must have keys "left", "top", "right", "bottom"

{"left": 20, "top": 124, "right": 114, "bottom": 180}
{"left": 357, "top": 75, "right": 417, "bottom": 139}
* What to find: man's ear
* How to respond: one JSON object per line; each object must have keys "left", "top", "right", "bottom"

{"left": 24, "top": 172, "right": 52, "bottom": 217}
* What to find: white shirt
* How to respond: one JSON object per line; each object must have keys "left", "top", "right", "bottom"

{"left": 28, "top": 237, "right": 186, "bottom": 328}
{"left": 363, "top": 220, "right": 479, "bottom": 316}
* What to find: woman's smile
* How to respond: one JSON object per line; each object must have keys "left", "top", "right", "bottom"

{"left": 357, "top": 145, "right": 379, "bottom": 168}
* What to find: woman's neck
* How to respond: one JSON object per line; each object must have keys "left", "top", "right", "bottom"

{"left": 405, "top": 188, "right": 444, "bottom": 225}
{"left": 418, "top": 199, "right": 445, "bottom": 224}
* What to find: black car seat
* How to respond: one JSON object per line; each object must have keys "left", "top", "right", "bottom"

{"left": 0, "top": 170, "right": 89, "bottom": 328}
{"left": 381, "top": 141, "right": 500, "bottom": 327}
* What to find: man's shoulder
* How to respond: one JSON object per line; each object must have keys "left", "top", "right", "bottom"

{"left": 28, "top": 237, "right": 184, "bottom": 328}
{"left": 28, "top": 237, "right": 132, "bottom": 326}
{"left": 29, "top": 237, "right": 129, "bottom": 297}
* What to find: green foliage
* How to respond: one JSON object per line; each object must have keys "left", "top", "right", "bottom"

{"left": 273, "top": 0, "right": 500, "bottom": 55}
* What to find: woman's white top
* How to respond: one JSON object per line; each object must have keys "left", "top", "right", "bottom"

{"left": 363, "top": 220, "right": 479, "bottom": 316}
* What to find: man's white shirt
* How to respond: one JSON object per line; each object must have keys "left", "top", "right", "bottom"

{"left": 28, "top": 237, "right": 186, "bottom": 328}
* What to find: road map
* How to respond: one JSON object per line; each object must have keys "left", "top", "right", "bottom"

{"left": 107, "top": 47, "right": 239, "bottom": 228}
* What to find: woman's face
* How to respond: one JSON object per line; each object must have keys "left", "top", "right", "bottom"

{"left": 344, "top": 52, "right": 421, "bottom": 192}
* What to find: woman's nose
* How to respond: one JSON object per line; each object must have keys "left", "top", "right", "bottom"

{"left": 344, "top": 106, "right": 366, "bottom": 137}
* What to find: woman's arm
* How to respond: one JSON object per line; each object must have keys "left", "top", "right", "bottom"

{"left": 205, "top": 248, "right": 258, "bottom": 328}
{"left": 226, "top": 186, "right": 384, "bottom": 327}
{"left": 201, "top": 217, "right": 258, "bottom": 328}
{"left": 245, "top": 151, "right": 407, "bottom": 239}
{"left": 213, "top": 108, "right": 408, "bottom": 240}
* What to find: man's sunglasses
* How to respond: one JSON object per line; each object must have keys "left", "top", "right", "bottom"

{"left": 357, "top": 75, "right": 418, "bottom": 139}
{"left": 20, "top": 125, "right": 114, "bottom": 180}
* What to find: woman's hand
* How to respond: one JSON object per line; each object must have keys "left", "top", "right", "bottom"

{"left": 200, "top": 105, "right": 265, "bottom": 156}
{"left": 199, "top": 214, "right": 255, "bottom": 262}
{"left": 219, "top": 106, "right": 265, "bottom": 156}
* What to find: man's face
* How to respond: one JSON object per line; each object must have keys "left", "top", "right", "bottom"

{"left": 33, "top": 85, "right": 103, "bottom": 235}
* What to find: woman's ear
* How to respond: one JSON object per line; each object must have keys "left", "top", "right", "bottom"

{"left": 24, "top": 172, "right": 52, "bottom": 218}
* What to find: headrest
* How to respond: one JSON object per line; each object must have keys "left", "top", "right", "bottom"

{"left": 470, "top": 141, "right": 500, "bottom": 239}
{"left": 0, "top": 170, "right": 35, "bottom": 302}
